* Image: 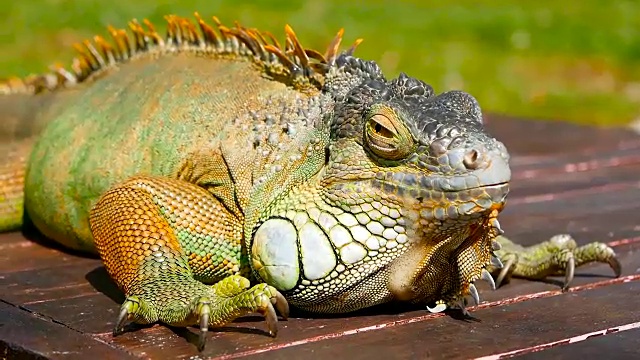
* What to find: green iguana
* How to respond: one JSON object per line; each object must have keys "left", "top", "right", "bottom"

{"left": 0, "top": 13, "right": 621, "bottom": 350}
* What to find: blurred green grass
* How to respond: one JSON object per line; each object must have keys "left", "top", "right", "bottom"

{"left": 1, "top": 0, "right": 639, "bottom": 126}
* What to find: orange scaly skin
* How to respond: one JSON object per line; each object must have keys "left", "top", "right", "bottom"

{"left": 91, "top": 176, "right": 286, "bottom": 350}
{"left": 0, "top": 13, "right": 620, "bottom": 351}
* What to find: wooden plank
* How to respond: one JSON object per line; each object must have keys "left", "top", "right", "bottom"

{"left": 251, "top": 280, "right": 640, "bottom": 360}
{"left": 86, "top": 237, "right": 640, "bottom": 359}
{"left": 0, "top": 301, "right": 135, "bottom": 360}
{"left": 509, "top": 158, "right": 640, "bottom": 197}
{"left": 0, "top": 233, "right": 631, "bottom": 360}
{"left": 0, "top": 210, "right": 634, "bottom": 350}
{"left": 485, "top": 116, "right": 640, "bottom": 156}
{"left": 518, "top": 326, "right": 640, "bottom": 359}
{"left": 0, "top": 231, "right": 91, "bottom": 274}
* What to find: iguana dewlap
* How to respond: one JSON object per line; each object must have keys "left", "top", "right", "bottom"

{"left": 0, "top": 13, "right": 620, "bottom": 351}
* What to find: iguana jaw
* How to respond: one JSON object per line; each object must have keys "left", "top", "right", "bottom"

{"left": 373, "top": 134, "right": 510, "bottom": 303}
{"left": 386, "top": 180, "right": 509, "bottom": 303}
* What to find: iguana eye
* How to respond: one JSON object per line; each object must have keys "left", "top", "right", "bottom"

{"left": 365, "top": 105, "right": 415, "bottom": 160}
{"left": 369, "top": 114, "right": 395, "bottom": 139}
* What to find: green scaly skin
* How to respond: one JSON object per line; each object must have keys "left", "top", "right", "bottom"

{"left": 0, "top": 14, "right": 621, "bottom": 350}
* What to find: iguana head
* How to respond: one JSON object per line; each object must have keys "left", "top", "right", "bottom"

{"left": 318, "top": 56, "right": 511, "bottom": 310}
{"left": 228, "top": 28, "right": 512, "bottom": 313}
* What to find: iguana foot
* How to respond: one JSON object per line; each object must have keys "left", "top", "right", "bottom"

{"left": 113, "top": 274, "right": 288, "bottom": 351}
{"left": 492, "top": 234, "right": 621, "bottom": 290}
{"left": 89, "top": 176, "right": 291, "bottom": 350}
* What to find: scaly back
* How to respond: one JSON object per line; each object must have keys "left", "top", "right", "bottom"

{"left": 0, "top": 13, "right": 365, "bottom": 243}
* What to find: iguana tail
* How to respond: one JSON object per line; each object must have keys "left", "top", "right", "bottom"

{"left": 0, "top": 140, "right": 29, "bottom": 232}
{"left": 0, "top": 89, "right": 63, "bottom": 231}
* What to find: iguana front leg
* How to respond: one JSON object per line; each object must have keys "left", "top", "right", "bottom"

{"left": 491, "top": 234, "right": 621, "bottom": 290}
{"left": 89, "top": 175, "right": 288, "bottom": 350}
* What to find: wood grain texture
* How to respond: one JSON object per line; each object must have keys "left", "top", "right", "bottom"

{"left": 1, "top": 116, "right": 639, "bottom": 359}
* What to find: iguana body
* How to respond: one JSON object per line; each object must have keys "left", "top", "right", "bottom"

{"left": 0, "top": 13, "right": 620, "bottom": 350}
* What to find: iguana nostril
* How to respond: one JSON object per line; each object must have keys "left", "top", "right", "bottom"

{"left": 463, "top": 149, "right": 480, "bottom": 169}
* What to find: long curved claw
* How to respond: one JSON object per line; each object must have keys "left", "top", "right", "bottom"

{"left": 495, "top": 256, "right": 515, "bottom": 288}
{"left": 468, "top": 283, "right": 480, "bottom": 306}
{"left": 113, "top": 297, "right": 140, "bottom": 336}
{"left": 114, "top": 305, "right": 130, "bottom": 336}
{"left": 455, "top": 298, "right": 469, "bottom": 316}
{"left": 491, "top": 255, "right": 503, "bottom": 269}
{"left": 562, "top": 253, "right": 575, "bottom": 292}
{"left": 197, "top": 300, "right": 211, "bottom": 351}
{"left": 272, "top": 290, "right": 290, "bottom": 320}
{"left": 609, "top": 256, "right": 622, "bottom": 278}
{"left": 481, "top": 268, "right": 496, "bottom": 290}
{"left": 262, "top": 300, "right": 279, "bottom": 337}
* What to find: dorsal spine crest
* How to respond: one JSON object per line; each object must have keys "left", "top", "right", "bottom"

{"left": 0, "top": 13, "right": 364, "bottom": 95}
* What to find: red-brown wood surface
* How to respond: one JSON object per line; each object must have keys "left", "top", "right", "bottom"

{"left": 1, "top": 116, "right": 639, "bottom": 359}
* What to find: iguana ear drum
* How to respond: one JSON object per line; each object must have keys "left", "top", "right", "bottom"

{"left": 364, "top": 104, "right": 415, "bottom": 160}
{"left": 251, "top": 219, "right": 301, "bottom": 292}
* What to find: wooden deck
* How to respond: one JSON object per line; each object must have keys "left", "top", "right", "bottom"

{"left": 1, "top": 116, "right": 639, "bottom": 359}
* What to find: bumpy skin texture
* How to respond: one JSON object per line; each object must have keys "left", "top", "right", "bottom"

{"left": 0, "top": 14, "right": 620, "bottom": 350}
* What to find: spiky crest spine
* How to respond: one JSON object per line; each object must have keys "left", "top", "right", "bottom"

{"left": 0, "top": 12, "right": 364, "bottom": 95}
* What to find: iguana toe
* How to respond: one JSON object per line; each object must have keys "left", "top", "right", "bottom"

{"left": 114, "top": 297, "right": 138, "bottom": 336}
{"left": 113, "top": 296, "right": 152, "bottom": 337}
{"left": 493, "top": 234, "right": 621, "bottom": 290}
{"left": 209, "top": 278, "right": 288, "bottom": 341}
{"left": 573, "top": 241, "right": 621, "bottom": 278}
{"left": 272, "top": 290, "right": 290, "bottom": 321}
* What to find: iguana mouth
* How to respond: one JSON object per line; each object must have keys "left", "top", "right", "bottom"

{"left": 439, "top": 181, "right": 509, "bottom": 192}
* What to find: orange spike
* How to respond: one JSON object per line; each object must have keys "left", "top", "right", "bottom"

{"left": 117, "top": 28, "right": 131, "bottom": 58}
{"left": 94, "top": 35, "right": 116, "bottom": 64}
{"left": 106, "top": 26, "right": 121, "bottom": 58}
{"left": 346, "top": 38, "right": 364, "bottom": 55}
{"left": 72, "top": 43, "right": 95, "bottom": 69}
{"left": 143, "top": 18, "right": 156, "bottom": 33}
{"left": 218, "top": 24, "right": 231, "bottom": 38}
{"left": 50, "top": 63, "right": 77, "bottom": 83}
{"left": 264, "top": 45, "right": 295, "bottom": 71}
{"left": 324, "top": 28, "right": 344, "bottom": 64}
{"left": 83, "top": 40, "right": 105, "bottom": 67}
{"left": 164, "top": 15, "right": 177, "bottom": 40}
{"left": 304, "top": 49, "right": 327, "bottom": 63}
{"left": 284, "top": 25, "right": 308, "bottom": 67}
{"left": 211, "top": 16, "right": 222, "bottom": 28}
{"left": 73, "top": 53, "right": 92, "bottom": 75}
{"left": 194, "top": 12, "right": 218, "bottom": 44}
{"left": 143, "top": 19, "right": 163, "bottom": 46}
{"left": 128, "top": 20, "right": 145, "bottom": 50}
{"left": 251, "top": 29, "right": 270, "bottom": 47}
{"left": 180, "top": 18, "right": 199, "bottom": 44}
{"left": 241, "top": 28, "right": 265, "bottom": 55}
{"left": 263, "top": 31, "right": 282, "bottom": 50}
